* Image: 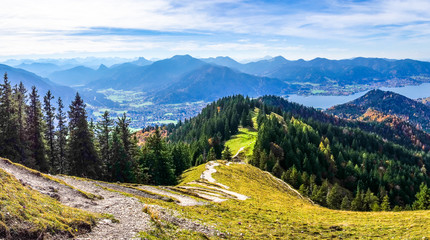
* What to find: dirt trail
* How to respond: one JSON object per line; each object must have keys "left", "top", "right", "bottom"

{"left": 201, "top": 161, "right": 230, "bottom": 189}
{"left": 57, "top": 176, "right": 153, "bottom": 240}
{"left": 196, "top": 161, "right": 249, "bottom": 201}
{"left": 0, "top": 158, "right": 222, "bottom": 239}
{"left": 137, "top": 185, "right": 205, "bottom": 206}
{"left": 0, "top": 158, "right": 248, "bottom": 239}
{"left": 0, "top": 159, "right": 89, "bottom": 206}
{"left": 232, "top": 140, "right": 255, "bottom": 160}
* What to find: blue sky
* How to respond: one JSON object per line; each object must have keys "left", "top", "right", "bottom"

{"left": 1, "top": 0, "right": 430, "bottom": 61}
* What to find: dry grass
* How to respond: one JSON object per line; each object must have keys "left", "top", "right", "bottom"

{"left": 172, "top": 162, "right": 430, "bottom": 239}
{"left": 0, "top": 168, "right": 98, "bottom": 239}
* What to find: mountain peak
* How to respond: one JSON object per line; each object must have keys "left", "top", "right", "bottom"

{"left": 97, "top": 64, "right": 108, "bottom": 71}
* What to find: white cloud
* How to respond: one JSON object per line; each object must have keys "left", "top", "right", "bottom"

{"left": 0, "top": 0, "right": 430, "bottom": 59}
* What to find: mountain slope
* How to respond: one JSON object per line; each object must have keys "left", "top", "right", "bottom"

{"left": 200, "top": 56, "right": 242, "bottom": 70}
{"left": 0, "top": 158, "right": 97, "bottom": 239}
{"left": 326, "top": 89, "right": 430, "bottom": 131}
{"left": 0, "top": 64, "right": 116, "bottom": 107}
{"left": 15, "top": 62, "right": 65, "bottom": 77}
{"left": 86, "top": 55, "right": 207, "bottom": 91}
{"left": 175, "top": 161, "right": 430, "bottom": 238}
{"left": 152, "top": 65, "right": 291, "bottom": 103}
{"left": 48, "top": 66, "right": 102, "bottom": 86}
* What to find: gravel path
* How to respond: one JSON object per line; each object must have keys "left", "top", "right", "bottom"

{"left": 0, "top": 158, "right": 89, "bottom": 206}
{"left": 57, "top": 176, "right": 153, "bottom": 240}
{"left": 197, "top": 161, "right": 249, "bottom": 201}
{"left": 138, "top": 185, "right": 205, "bottom": 206}
{"left": 0, "top": 158, "right": 153, "bottom": 240}
{"left": 200, "top": 161, "right": 230, "bottom": 189}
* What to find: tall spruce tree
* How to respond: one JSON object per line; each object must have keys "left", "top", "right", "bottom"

{"left": 0, "top": 73, "right": 20, "bottom": 161}
{"left": 14, "top": 82, "right": 29, "bottom": 164}
{"left": 67, "top": 93, "right": 100, "bottom": 178}
{"left": 26, "top": 86, "right": 48, "bottom": 171}
{"left": 96, "top": 111, "right": 113, "bottom": 179}
{"left": 43, "top": 90, "right": 56, "bottom": 172}
{"left": 110, "top": 127, "right": 130, "bottom": 182}
{"left": 145, "top": 128, "right": 175, "bottom": 185}
{"left": 56, "top": 97, "right": 68, "bottom": 174}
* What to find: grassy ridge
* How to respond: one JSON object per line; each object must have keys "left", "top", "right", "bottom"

{"left": 224, "top": 127, "right": 257, "bottom": 161}
{"left": 172, "top": 162, "right": 430, "bottom": 239}
{"left": 0, "top": 168, "right": 98, "bottom": 239}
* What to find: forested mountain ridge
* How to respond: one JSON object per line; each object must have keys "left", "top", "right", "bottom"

{"left": 326, "top": 89, "right": 430, "bottom": 131}
{"left": 167, "top": 95, "right": 430, "bottom": 210}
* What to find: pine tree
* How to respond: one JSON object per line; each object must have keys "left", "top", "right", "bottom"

{"left": 340, "top": 196, "right": 351, "bottom": 210}
{"left": 111, "top": 114, "right": 136, "bottom": 183}
{"left": 13, "top": 82, "right": 29, "bottom": 164}
{"left": 207, "top": 147, "right": 216, "bottom": 161}
{"left": 110, "top": 126, "right": 130, "bottom": 182}
{"left": 351, "top": 189, "right": 364, "bottom": 211}
{"left": 327, "top": 183, "right": 343, "bottom": 209}
{"left": 56, "top": 97, "right": 68, "bottom": 174}
{"left": 381, "top": 195, "right": 391, "bottom": 211}
{"left": 171, "top": 143, "right": 191, "bottom": 176}
{"left": 145, "top": 128, "right": 175, "bottom": 185}
{"left": 0, "top": 73, "right": 20, "bottom": 161}
{"left": 222, "top": 146, "right": 232, "bottom": 161}
{"left": 314, "top": 180, "right": 329, "bottom": 206}
{"left": 26, "top": 86, "right": 48, "bottom": 171}
{"left": 298, "top": 184, "right": 309, "bottom": 196}
{"left": 97, "top": 111, "right": 113, "bottom": 179}
{"left": 272, "top": 160, "right": 284, "bottom": 178}
{"left": 413, "top": 183, "right": 430, "bottom": 210}
{"left": 43, "top": 90, "right": 56, "bottom": 172}
{"left": 67, "top": 93, "right": 100, "bottom": 178}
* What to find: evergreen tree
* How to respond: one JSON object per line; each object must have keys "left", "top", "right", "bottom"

{"left": 26, "top": 86, "right": 48, "bottom": 171}
{"left": 43, "top": 90, "right": 56, "bottom": 172}
{"left": 110, "top": 126, "right": 132, "bottom": 182}
{"left": 207, "top": 147, "right": 216, "bottom": 161}
{"left": 171, "top": 143, "right": 191, "bottom": 176}
{"left": 67, "top": 93, "right": 100, "bottom": 178}
{"left": 351, "top": 189, "right": 364, "bottom": 211}
{"left": 272, "top": 160, "right": 284, "bottom": 178}
{"left": 340, "top": 196, "right": 351, "bottom": 210}
{"left": 327, "top": 184, "right": 343, "bottom": 209}
{"left": 145, "top": 128, "right": 175, "bottom": 185}
{"left": 314, "top": 180, "right": 328, "bottom": 206}
{"left": 13, "top": 82, "right": 29, "bottom": 164}
{"left": 381, "top": 195, "right": 391, "bottom": 211}
{"left": 222, "top": 146, "right": 232, "bottom": 161}
{"left": 298, "top": 184, "right": 309, "bottom": 196}
{"left": 97, "top": 111, "right": 113, "bottom": 179}
{"left": 56, "top": 97, "right": 68, "bottom": 174}
{"left": 0, "top": 73, "right": 20, "bottom": 161}
{"left": 413, "top": 183, "right": 430, "bottom": 210}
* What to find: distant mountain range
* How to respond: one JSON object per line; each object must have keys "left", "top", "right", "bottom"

{"left": 326, "top": 89, "right": 430, "bottom": 131}
{"left": 0, "top": 64, "right": 115, "bottom": 107}
{"left": 202, "top": 56, "right": 430, "bottom": 84}
{"left": 3, "top": 55, "right": 430, "bottom": 104}
{"left": 27, "top": 55, "right": 429, "bottom": 104}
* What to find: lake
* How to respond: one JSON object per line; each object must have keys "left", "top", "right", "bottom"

{"left": 287, "top": 83, "right": 430, "bottom": 109}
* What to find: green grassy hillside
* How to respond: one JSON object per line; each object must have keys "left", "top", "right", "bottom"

{"left": 0, "top": 167, "right": 97, "bottom": 239}
{"left": 170, "top": 161, "right": 430, "bottom": 239}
